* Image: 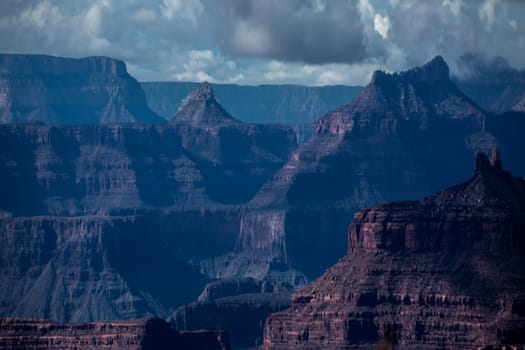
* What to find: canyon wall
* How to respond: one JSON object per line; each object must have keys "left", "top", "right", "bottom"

{"left": 0, "top": 54, "right": 164, "bottom": 125}
{"left": 262, "top": 152, "right": 525, "bottom": 349}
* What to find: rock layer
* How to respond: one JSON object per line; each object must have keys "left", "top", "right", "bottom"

{"left": 0, "top": 317, "right": 230, "bottom": 350}
{"left": 0, "top": 83, "right": 296, "bottom": 323}
{"left": 220, "top": 56, "right": 513, "bottom": 285}
{"left": 0, "top": 54, "right": 164, "bottom": 124}
{"left": 0, "top": 84, "right": 296, "bottom": 216}
{"left": 173, "top": 292, "right": 290, "bottom": 349}
{"left": 141, "top": 81, "right": 361, "bottom": 124}
{"left": 0, "top": 215, "right": 206, "bottom": 322}
{"left": 262, "top": 152, "right": 525, "bottom": 349}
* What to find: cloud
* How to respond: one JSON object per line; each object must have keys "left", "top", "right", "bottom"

{"left": 161, "top": 0, "right": 203, "bottom": 24}
{"left": 442, "top": 0, "right": 462, "bottom": 16}
{"left": 130, "top": 8, "right": 158, "bottom": 23}
{"left": 386, "top": 0, "right": 525, "bottom": 70}
{"left": 479, "top": 0, "right": 499, "bottom": 30}
{"left": 214, "top": 0, "right": 367, "bottom": 64}
{"left": 373, "top": 14, "right": 390, "bottom": 39}
{"left": 0, "top": 0, "right": 523, "bottom": 86}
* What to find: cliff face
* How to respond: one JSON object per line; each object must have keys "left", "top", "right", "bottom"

{"left": 0, "top": 216, "right": 207, "bottom": 322}
{"left": 0, "top": 317, "right": 230, "bottom": 350}
{"left": 141, "top": 81, "right": 362, "bottom": 124}
{"left": 0, "top": 54, "right": 164, "bottom": 124}
{"left": 217, "top": 56, "right": 509, "bottom": 285}
{"left": 262, "top": 152, "right": 525, "bottom": 349}
{"left": 170, "top": 83, "right": 298, "bottom": 204}
{"left": 173, "top": 278, "right": 291, "bottom": 349}
{"left": 0, "top": 123, "right": 198, "bottom": 216}
{"left": 0, "top": 84, "right": 296, "bottom": 216}
{"left": 0, "top": 83, "right": 297, "bottom": 324}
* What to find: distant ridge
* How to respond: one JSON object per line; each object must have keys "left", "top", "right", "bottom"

{"left": 0, "top": 53, "right": 164, "bottom": 124}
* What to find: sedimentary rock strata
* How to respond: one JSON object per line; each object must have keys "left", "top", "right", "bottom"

{"left": 0, "top": 317, "right": 230, "bottom": 350}
{"left": 262, "top": 152, "right": 525, "bottom": 349}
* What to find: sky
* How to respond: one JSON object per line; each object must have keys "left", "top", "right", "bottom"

{"left": 0, "top": 0, "right": 523, "bottom": 86}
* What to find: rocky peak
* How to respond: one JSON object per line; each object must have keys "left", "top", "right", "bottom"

{"left": 191, "top": 81, "right": 215, "bottom": 101}
{"left": 171, "top": 82, "right": 237, "bottom": 125}
{"left": 441, "top": 150, "right": 525, "bottom": 209}
{"left": 371, "top": 55, "right": 449, "bottom": 84}
{"left": 314, "top": 55, "right": 482, "bottom": 136}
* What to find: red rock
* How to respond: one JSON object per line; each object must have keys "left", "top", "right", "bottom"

{"left": 0, "top": 317, "right": 230, "bottom": 350}
{"left": 262, "top": 152, "right": 525, "bottom": 349}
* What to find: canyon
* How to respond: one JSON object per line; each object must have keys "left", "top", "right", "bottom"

{"left": 170, "top": 57, "right": 525, "bottom": 348}
{"left": 209, "top": 56, "right": 524, "bottom": 286}
{"left": 1, "top": 53, "right": 525, "bottom": 348}
{"left": 0, "top": 55, "right": 297, "bottom": 326}
{"left": 262, "top": 151, "right": 525, "bottom": 349}
{"left": 142, "top": 82, "right": 362, "bottom": 144}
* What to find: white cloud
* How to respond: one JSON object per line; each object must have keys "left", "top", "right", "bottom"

{"left": 479, "top": 0, "right": 499, "bottom": 30}
{"left": 161, "top": 0, "right": 203, "bottom": 24}
{"left": 0, "top": 0, "right": 524, "bottom": 86}
{"left": 442, "top": 0, "right": 462, "bottom": 16}
{"left": 373, "top": 14, "right": 390, "bottom": 39}
{"left": 20, "top": 1, "right": 59, "bottom": 29}
{"left": 175, "top": 70, "right": 214, "bottom": 82}
{"left": 312, "top": 0, "right": 326, "bottom": 13}
{"left": 131, "top": 8, "right": 157, "bottom": 23}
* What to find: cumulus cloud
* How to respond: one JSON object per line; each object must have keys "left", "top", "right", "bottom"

{"left": 214, "top": 0, "right": 367, "bottom": 64}
{"left": 0, "top": 0, "right": 523, "bottom": 85}
{"left": 373, "top": 14, "right": 391, "bottom": 39}
{"left": 386, "top": 0, "right": 525, "bottom": 70}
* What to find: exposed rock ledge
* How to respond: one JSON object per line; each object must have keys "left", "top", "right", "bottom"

{"left": 0, "top": 317, "right": 230, "bottom": 350}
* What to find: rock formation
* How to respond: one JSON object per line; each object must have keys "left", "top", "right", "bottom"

{"left": 141, "top": 81, "right": 361, "bottom": 124}
{"left": 0, "top": 54, "right": 164, "bottom": 124}
{"left": 142, "top": 81, "right": 362, "bottom": 144}
{"left": 170, "top": 82, "right": 297, "bottom": 203}
{"left": 0, "top": 83, "right": 297, "bottom": 323}
{"left": 0, "top": 83, "right": 296, "bottom": 216}
{"left": 210, "top": 56, "right": 507, "bottom": 286}
{"left": 0, "top": 317, "right": 230, "bottom": 350}
{"left": 262, "top": 152, "right": 525, "bottom": 349}
{"left": 173, "top": 278, "right": 291, "bottom": 349}
{"left": 0, "top": 216, "right": 206, "bottom": 322}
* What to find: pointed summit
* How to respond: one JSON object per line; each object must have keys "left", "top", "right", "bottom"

{"left": 434, "top": 151, "right": 525, "bottom": 209}
{"left": 170, "top": 82, "right": 238, "bottom": 125}
{"left": 189, "top": 81, "right": 215, "bottom": 101}
{"left": 315, "top": 55, "right": 482, "bottom": 136}
{"left": 414, "top": 55, "right": 449, "bottom": 81}
{"left": 371, "top": 55, "right": 449, "bottom": 84}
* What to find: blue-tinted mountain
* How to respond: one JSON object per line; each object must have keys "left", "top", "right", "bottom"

{"left": 142, "top": 81, "right": 362, "bottom": 143}
{"left": 0, "top": 54, "right": 164, "bottom": 124}
{"left": 142, "top": 81, "right": 362, "bottom": 124}
{"left": 210, "top": 56, "right": 522, "bottom": 286}
{"left": 0, "top": 83, "right": 297, "bottom": 323}
{"left": 454, "top": 54, "right": 525, "bottom": 113}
